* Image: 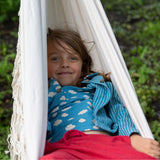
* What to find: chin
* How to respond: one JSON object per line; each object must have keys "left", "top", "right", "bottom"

{"left": 60, "top": 81, "right": 74, "bottom": 86}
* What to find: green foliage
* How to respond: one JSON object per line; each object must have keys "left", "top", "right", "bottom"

{"left": 130, "top": 46, "right": 155, "bottom": 84}
{"left": 0, "top": 0, "right": 20, "bottom": 23}
{"left": 136, "top": 22, "right": 160, "bottom": 47}
{"left": 0, "top": 53, "right": 15, "bottom": 84}
{"left": 0, "top": 124, "right": 10, "bottom": 160}
{"left": 0, "top": 1, "right": 18, "bottom": 158}
{"left": 150, "top": 120, "right": 160, "bottom": 142}
{"left": 0, "top": 42, "right": 15, "bottom": 158}
{"left": 0, "top": 42, "right": 15, "bottom": 105}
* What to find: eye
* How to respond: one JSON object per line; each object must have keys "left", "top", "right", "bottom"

{"left": 70, "top": 56, "right": 78, "bottom": 60}
{"left": 50, "top": 56, "right": 59, "bottom": 61}
{"left": 69, "top": 54, "right": 81, "bottom": 61}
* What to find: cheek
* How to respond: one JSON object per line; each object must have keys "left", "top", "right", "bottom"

{"left": 48, "top": 63, "right": 57, "bottom": 77}
{"left": 76, "top": 62, "right": 83, "bottom": 75}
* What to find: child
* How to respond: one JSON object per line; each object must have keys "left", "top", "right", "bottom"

{"left": 41, "top": 29, "right": 160, "bottom": 159}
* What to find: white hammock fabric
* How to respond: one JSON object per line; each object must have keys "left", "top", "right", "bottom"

{"left": 8, "top": 0, "right": 153, "bottom": 159}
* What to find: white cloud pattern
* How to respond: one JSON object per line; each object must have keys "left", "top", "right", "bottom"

{"left": 61, "top": 113, "right": 68, "bottom": 117}
{"left": 87, "top": 102, "right": 92, "bottom": 106}
{"left": 79, "top": 118, "right": 86, "bottom": 123}
{"left": 48, "top": 92, "right": 56, "bottom": 97}
{"left": 52, "top": 112, "right": 57, "bottom": 118}
{"left": 71, "top": 96, "right": 77, "bottom": 99}
{"left": 62, "top": 106, "right": 71, "bottom": 112}
{"left": 51, "top": 107, "right": 59, "bottom": 113}
{"left": 83, "top": 95, "right": 89, "bottom": 99}
{"left": 68, "top": 118, "right": 74, "bottom": 121}
{"left": 87, "top": 106, "right": 91, "bottom": 110}
{"left": 54, "top": 119, "right": 62, "bottom": 126}
{"left": 78, "top": 109, "right": 88, "bottom": 115}
{"left": 56, "top": 86, "right": 61, "bottom": 90}
{"left": 60, "top": 96, "right": 66, "bottom": 100}
{"left": 74, "top": 100, "right": 81, "bottom": 103}
{"left": 84, "top": 92, "right": 89, "bottom": 94}
{"left": 60, "top": 102, "right": 67, "bottom": 105}
{"left": 65, "top": 124, "right": 76, "bottom": 131}
{"left": 53, "top": 81, "right": 59, "bottom": 85}
{"left": 68, "top": 90, "right": 77, "bottom": 94}
{"left": 93, "top": 126, "right": 99, "bottom": 129}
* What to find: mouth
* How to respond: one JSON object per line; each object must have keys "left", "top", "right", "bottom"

{"left": 57, "top": 72, "right": 73, "bottom": 75}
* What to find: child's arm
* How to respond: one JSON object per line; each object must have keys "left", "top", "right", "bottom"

{"left": 107, "top": 82, "right": 160, "bottom": 159}
{"left": 130, "top": 133, "right": 160, "bottom": 159}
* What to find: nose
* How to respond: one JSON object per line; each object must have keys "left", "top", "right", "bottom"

{"left": 60, "top": 58, "right": 69, "bottom": 68}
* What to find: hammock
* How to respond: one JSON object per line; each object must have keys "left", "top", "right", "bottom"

{"left": 8, "top": 0, "right": 153, "bottom": 159}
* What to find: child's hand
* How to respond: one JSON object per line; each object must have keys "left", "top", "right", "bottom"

{"left": 130, "top": 134, "right": 160, "bottom": 159}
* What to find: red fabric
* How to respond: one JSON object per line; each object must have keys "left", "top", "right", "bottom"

{"left": 40, "top": 130, "right": 156, "bottom": 160}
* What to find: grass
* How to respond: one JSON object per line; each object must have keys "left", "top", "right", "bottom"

{"left": 0, "top": 1, "right": 18, "bottom": 157}
{"left": 0, "top": 42, "right": 15, "bottom": 160}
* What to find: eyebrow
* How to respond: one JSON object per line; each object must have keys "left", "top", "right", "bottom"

{"left": 48, "top": 52, "right": 58, "bottom": 57}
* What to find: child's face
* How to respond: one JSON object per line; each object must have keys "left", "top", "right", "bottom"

{"left": 47, "top": 40, "right": 83, "bottom": 86}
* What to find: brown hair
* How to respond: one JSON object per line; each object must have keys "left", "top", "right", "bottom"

{"left": 47, "top": 28, "right": 110, "bottom": 86}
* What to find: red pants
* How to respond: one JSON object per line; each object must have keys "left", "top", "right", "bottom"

{"left": 40, "top": 130, "right": 156, "bottom": 160}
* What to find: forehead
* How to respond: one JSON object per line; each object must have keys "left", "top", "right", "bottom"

{"left": 47, "top": 40, "right": 80, "bottom": 56}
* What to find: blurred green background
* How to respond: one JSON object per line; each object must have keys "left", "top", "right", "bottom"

{"left": 0, "top": 0, "right": 160, "bottom": 159}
